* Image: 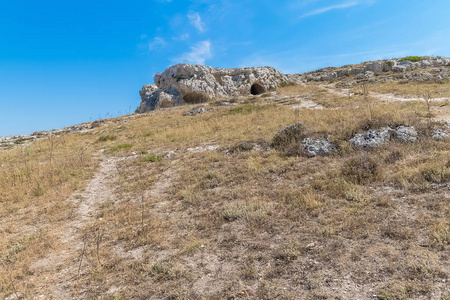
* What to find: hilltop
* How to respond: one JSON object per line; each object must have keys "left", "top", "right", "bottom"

{"left": 0, "top": 56, "right": 449, "bottom": 299}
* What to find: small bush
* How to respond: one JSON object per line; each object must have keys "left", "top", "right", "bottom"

{"left": 110, "top": 143, "right": 133, "bottom": 151}
{"left": 97, "top": 135, "right": 116, "bottom": 142}
{"left": 272, "top": 122, "right": 308, "bottom": 150}
{"left": 341, "top": 154, "right": 379, "bottom": 183}
{"left": 398, "top": 56, "right": 422, "bottom": 63}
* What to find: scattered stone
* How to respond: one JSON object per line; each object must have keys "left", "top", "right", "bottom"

{"left": 187, "top": 145, "right": 220, "bottom": 153}
{"left": 184, "top": 107, "right": 207, "bottom": 116}
{"left": 301, "top": 138, "right": 336, "bottom": 157}
{"left": 306, "top": 243, "right": 315, "bottom": 249}
{"left": 215, "top": 100, "right": 238, "bottom": 106}
{"left": 165, "top": 150, "right": 177, "bottom": 158}
{"left": 70, "top": 124, "right": 87, "bottom": 132}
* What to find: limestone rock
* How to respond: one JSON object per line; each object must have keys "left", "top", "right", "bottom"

{"left": 392, "top": 65, "right": 407, "bottom": 73}
{"left": 350, "top": 126, "right": 418, "bottom": 149}
{"left": 184, "top": 107, "right": 207, "bottom": 116}
{"left": 136, "top": 84, "right": 159, "bottom": 113}
{"left": 350, "top": 127, "right": 394, "bottom": 149}
{"left": 433, "top": 123, "right": 450, "bottom": 139}
{"left": 301, "top": 138, "right": 336, "bottom": 157}
{"left": 393, "top": 126, "right": 418, "bottom": 142}
{"left": 433, "top": 128, "right": 449, "bottom": 139}
{"left": 136, "top": 64, "right": 287, "bottom": 113}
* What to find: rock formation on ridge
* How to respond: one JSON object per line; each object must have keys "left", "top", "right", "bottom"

{"left": 136, "top": 64, "right": 287, "bottom": 113}
{"left": 286, "top": 56, "right": 450, "bottom": 83}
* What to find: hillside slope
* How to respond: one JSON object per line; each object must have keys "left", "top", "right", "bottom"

{"left": 1, "top": 59, "right": 450, "bottom": 299}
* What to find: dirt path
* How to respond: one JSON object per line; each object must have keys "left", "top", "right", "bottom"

{"left": 31, "top": 155, "right": 120, "bottom": 299}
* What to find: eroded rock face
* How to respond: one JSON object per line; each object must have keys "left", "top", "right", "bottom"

{"left": 136, "top": 64, "right": 287, "bottom": 113}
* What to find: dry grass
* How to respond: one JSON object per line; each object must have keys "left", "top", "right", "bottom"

{"left": 0, "top": 80, "right": 449, "bottom": 299}
{"left": 0, "top": 133, "right": 98, "bottom": 297}
{"left": 364, "top": 80, "right": 450, "bottom": 98}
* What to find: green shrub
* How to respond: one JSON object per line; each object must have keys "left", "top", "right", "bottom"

{"left": 398, "top": 56, "right": 422, "bottom": 63}
{"left": 341, "top": 154, "right": 379, "bottom": 183}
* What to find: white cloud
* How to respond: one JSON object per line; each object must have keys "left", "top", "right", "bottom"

{"left": 188, "top": 12, "right": 205, "bottom": 32}
{"left": 148, "top": 37, "right": 166, "bottom": 51}
{"left": 300, "top": 1, "right": 359, "bottom": 18}
{"left": 176, "top": 40, "right": 212, "bottom": 65}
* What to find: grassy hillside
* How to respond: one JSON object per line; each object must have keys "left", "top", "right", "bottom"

{"left": 1, "top": 79, "right": 449, "bottom": 299}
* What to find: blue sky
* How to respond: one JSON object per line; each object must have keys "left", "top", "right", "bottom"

{"left": 1, "top": 0, "right": 450, "bottom": 136}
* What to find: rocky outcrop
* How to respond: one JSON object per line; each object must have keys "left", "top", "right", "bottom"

{"left": 136, "top": 64, "right": 287, "bottom": 113}
{"left": 287, "top": 56, "right": 450, "bottom": 84}
{"left": 350, "top": 126, "right": 418, "bottom": 149}
{"left": 137, "top": 56, "right": 450, "bottom": 112}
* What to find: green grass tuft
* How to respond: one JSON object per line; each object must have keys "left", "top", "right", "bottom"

{"left": 141, "top": 155, "right": 162, "bottom": 162}
{"left": 398, "top": 56, "right": 422, "bottom": 63}
{"left": 110, "top": 143, "right": 133, "bottom": 151}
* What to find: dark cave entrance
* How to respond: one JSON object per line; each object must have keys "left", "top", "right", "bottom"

{"left": 250, "top": 82, "right": 266, "bottom": 95}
